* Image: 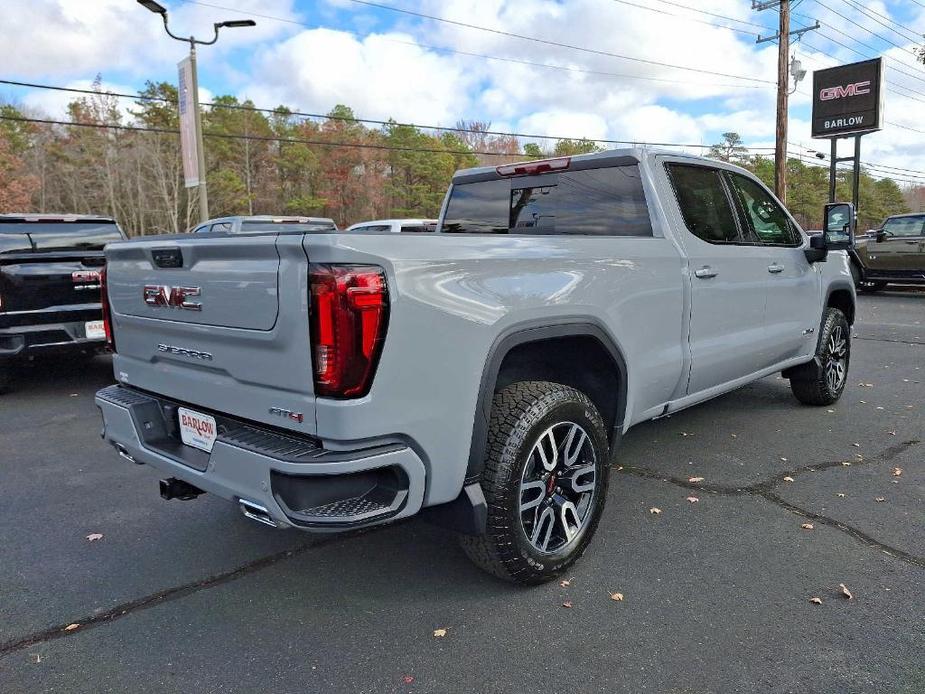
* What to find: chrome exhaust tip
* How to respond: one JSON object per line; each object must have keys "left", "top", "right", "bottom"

{"left": 114, "top": 443, "right": 139, "bottom": 465}
{"left": 239, "top": 499, "right": 278, "bottom": 528}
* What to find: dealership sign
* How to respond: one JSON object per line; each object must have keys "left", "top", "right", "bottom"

{"left": 811, "top": 58, "right": 883, "bottom": 139}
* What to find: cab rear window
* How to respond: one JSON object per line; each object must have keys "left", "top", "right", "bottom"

{"left": 0, "top": 221, "right": 123, "bottom": 251}
{"left": 441, "top": 165, "right": 652, "bottom": 236}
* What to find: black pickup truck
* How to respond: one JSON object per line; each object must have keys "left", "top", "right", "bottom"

{"left": 0, "top": 214, "right": 125, "bottom": 391}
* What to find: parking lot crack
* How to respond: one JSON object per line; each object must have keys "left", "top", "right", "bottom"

{"left": 0, "top": 535, "right": 353, "bottom": 657}
{"left": 618, "top": 438, "right": 924, "bottom": 571}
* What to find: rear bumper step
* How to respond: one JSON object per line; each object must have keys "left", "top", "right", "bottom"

{"left": 95, "top": 384, "right": 426, "bottom": 531}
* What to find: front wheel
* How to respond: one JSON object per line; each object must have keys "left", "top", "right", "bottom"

{"left": 459, "top": 381, "right": 610, "bottom": 584}
{"left": 790, "top": 308, "right": 850, "bottom": 406}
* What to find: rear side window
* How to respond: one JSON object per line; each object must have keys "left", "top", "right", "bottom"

{"left": 442, "top": 165, "right": 652, "bottom": 236}
{"left": 400, "top": 224, "right": 436, "bottom": 233}
{"left": 726, "top": 173, "right": 799, "bottom": 246}
{"left": 665, "top": 164, "right": 739, "bottom": 244}
{"left": 210, "top": 222, "right": 232, "bottom": 233}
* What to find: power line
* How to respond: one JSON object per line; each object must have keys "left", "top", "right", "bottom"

{"left": 174, "top": 2, "right": 770, "bottom": 90}
{"left": 838, "top": 0, "right": 922, "bottom": 45}
{"left": 0, "top": 78, "right": 777, "bottom": 151}
{"left": 188, "top": 0, "right": 775, "bottom": 84}
{"left": 796, "top": 40, "right": 925, "bottom": 103}
{"left": 4, "top": 114, "right": 920, "bottom": 185}
{"left": 650, "top": 0, "right": 772, "bottom": 30}
{"left": 607, "top": 0, "right": 759, "bottom": 36}
{"left": 810, "top": 30, "right": 925, "bottom": 86}
{"left": 0, "top": 113, "right": 776, "bottom": 157}
{"left": 810, "top": 0, "right": 920, "bottom": 57}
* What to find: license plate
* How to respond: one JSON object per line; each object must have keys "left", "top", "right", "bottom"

{"left": 85, "top": 320, "right": 105, "bottom": 340}
{"left": 178, "top": 407, "right": 217, "bottom": 453}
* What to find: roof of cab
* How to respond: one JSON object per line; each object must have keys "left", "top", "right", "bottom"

{"left": 450, "top": 147, "right": 731, "bottom": 185}
{"left": 0, "top": 213, "right": 117, "bottom": 223}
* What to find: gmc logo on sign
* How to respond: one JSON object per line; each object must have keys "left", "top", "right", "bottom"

{"left": 143, "top": 285, "right": 202, "bottom": 311}
{"left": 819, "top": 81, "right": 871, "bottom": 101}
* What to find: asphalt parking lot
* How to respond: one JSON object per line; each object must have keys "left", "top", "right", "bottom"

{"left": 1, "top": 290, "right": 922, "bottom": 694}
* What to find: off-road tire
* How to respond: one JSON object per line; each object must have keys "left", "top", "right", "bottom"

{"left": 459, "top": 381, "right": 610, "bottom": 584}
{"left": 790, "top": 308, "right": 850, "bottom": 406}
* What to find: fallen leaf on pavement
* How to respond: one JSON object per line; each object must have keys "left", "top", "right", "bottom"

{"left": 892, "top": 467, "right": 903, "bottom": 477}
{"left": 610, "top": 592, "right": 624, "bottom": 601}
{"left": 840, "top": 583, "right": 853, "bottom": 600}
{"left": 841, "top": 462, "right": 852, "bottom": 467}
{"left": 888, "top": 430, "right": 896, "bottom": 436}
{"left": 686, "top": 496, "right": 699, "bottom": 503}
{"left": 559, "top": 577, "right": 573, "bottom": 588}
{"left": 801, "top": 523, "right": 814, "bottom": 530}
{"left": 688, "top": 476, "right": 704, "bottom": 483}
{"left": 837, "top": 493, "right": 846, "bottom": 498}
{"left": 649, "top": 507, "right": 662, "bottom": 515}
{"left": 86, "top": 533, "right": 103, "bottom": 542}
{"left": 851, "top": 443, "right": 861, "bottom": 447}
{"left": 64, "top": 624, "right": 80, "bottom": 632}
{"left": 783, "top": 476, "right": 795, "bottom": 483}
{"left": 731, "top": 434, "right": 737, "bottom": 438}
{"left": 562, "top": 601, "right": 573, "bottom": 609}
{"left": 809, "top": 597, "right": 823, "bottom": 605}
{"left": 875, "top": 497, "right": 885, "bottom": 502}
{"left": 30, "top": 654, "right": 41, "bottom": 664}
{"left": 402, "top": 675, "right": 415, "bottom": 685}
{"left": 433, "top": 628, "right": 447, "bottom": 638}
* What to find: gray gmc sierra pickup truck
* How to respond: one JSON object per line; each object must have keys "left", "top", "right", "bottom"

{"left": 95, "top": 149, "right": 857, "bottom": 583}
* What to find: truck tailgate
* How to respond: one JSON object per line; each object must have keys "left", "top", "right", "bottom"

{"left": 106, "top": 234, "right": 317, "bottom": 434}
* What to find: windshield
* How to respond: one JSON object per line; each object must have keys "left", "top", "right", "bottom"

{"left": 882, "top": 216, "right": 925, "bottom": 237}
{"left": 0, "top": 221, "right": 123, "bottom": 251}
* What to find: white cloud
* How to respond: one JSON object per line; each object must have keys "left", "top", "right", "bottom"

{"left": 2, "top": 0, "right": 300, "bottom": 79}
{"left": 242, "top": 28, "right": 480, "bottom": 124}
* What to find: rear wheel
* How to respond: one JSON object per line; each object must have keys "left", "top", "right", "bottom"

{"left": 459, "top": 381, "right": 610, "bottom": 584}
{"left": 790, "top": 308, "right": 850, "bottom": 406}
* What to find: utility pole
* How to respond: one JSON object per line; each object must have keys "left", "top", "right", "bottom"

{"left": 754, "top": 2, "right": 819, "bottom": 205}
{"left": 136, "top": 0, "right": 255, "bottom": 224}
{"left": 774, "top": 1, "right": 789, "bottom": 203}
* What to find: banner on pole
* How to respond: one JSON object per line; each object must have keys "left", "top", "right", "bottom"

{"left": 178, "top": 57, "right": 200, "bottom": 188}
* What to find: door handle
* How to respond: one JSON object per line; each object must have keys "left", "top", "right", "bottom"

{"left": 694, "top": 267, "right": 717, "bottom": 279}
{"left": 768, "top": 263, "right": 785, "bottom": 274}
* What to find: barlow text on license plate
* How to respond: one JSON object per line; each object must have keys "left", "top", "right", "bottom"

{"left": 85, "top": 320, "right": 105, "bottom": 340}
{"left": 178, "top": 408, "right": 217, "bottom": 453}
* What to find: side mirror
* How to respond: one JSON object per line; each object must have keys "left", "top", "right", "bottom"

{"left": 804, "top": 233, "right": 828, "bottom": 263}
{"left": 822, "top": 202, "right": 856, "bottom": 251}
{"left": 875, "top": 229, "right": 887, "bottom": 242}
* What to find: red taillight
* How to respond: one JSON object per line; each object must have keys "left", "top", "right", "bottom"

{"left": 100, "top": 265, "right": 115, "bottom": 352}
{"left": 309, "top": 264, "right": 389, "bottom": 398}
{"left": 496, "top": 156, "right": 571, "bottom": 177}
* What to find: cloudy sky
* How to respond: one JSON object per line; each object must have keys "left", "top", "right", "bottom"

{"left": 2, "top": 0, "right": 924, "bottom": 185}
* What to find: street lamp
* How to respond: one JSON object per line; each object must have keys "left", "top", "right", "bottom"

{"left": 137, "top": 0, "right": 256, "bottom": 223}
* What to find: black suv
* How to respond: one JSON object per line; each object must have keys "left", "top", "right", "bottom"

{"left": 0, "top": 214, "right": 125, "bottom": 391}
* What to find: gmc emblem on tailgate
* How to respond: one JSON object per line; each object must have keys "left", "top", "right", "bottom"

{"left": 143, "top": 285, "right": 202, "bottom": 311}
